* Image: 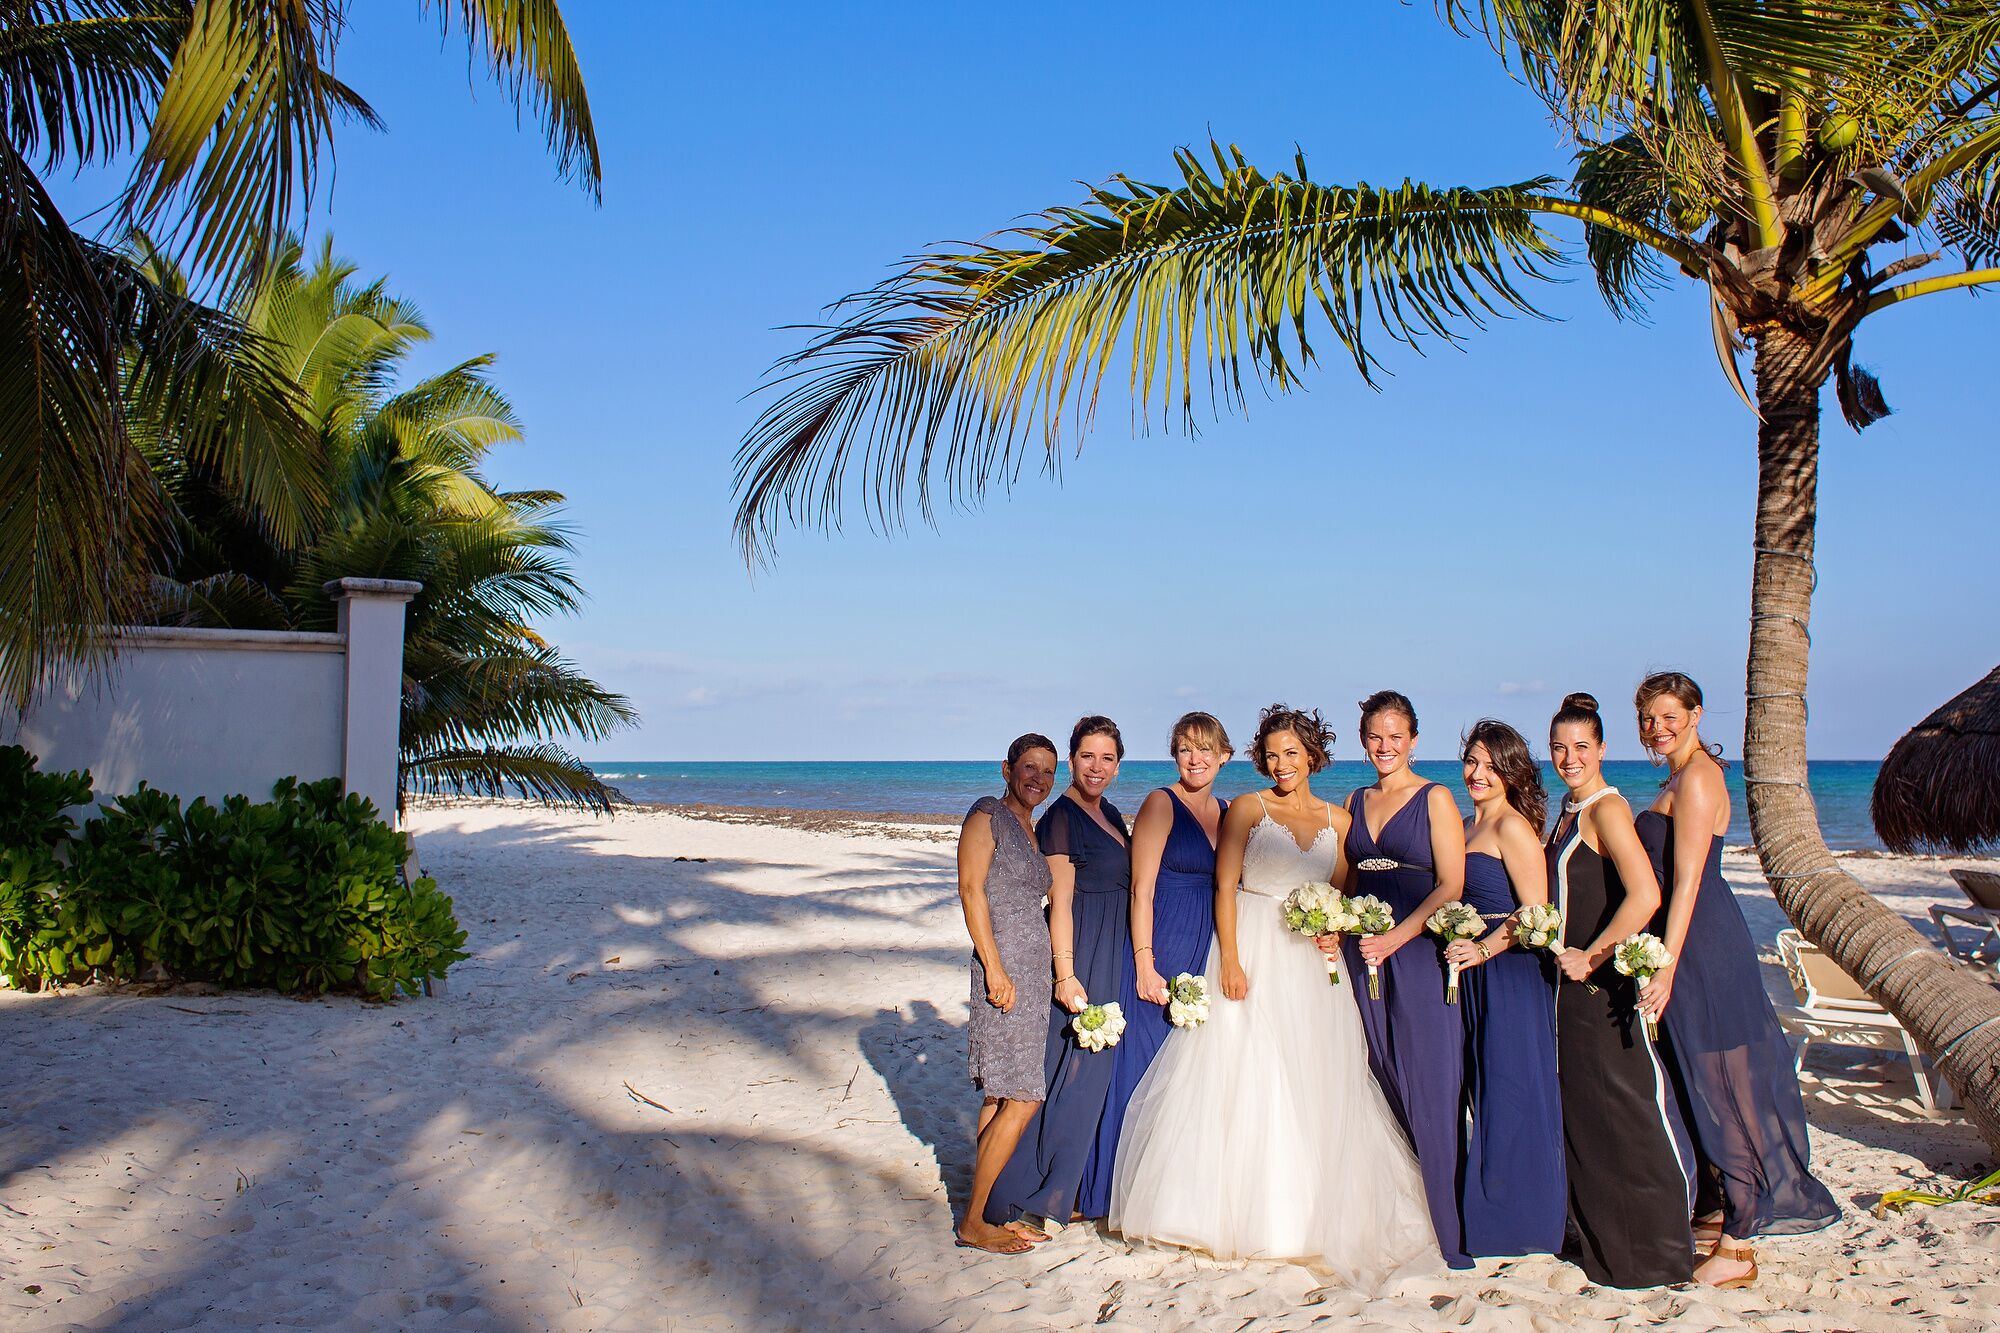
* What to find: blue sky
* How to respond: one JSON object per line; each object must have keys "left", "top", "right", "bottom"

{"left": 100, "top": 5, "right": 2000, "bottom": 759}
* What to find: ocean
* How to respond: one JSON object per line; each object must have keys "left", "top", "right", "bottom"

{"left": 588, "top": 759, "right": 1889, "bottom": 851}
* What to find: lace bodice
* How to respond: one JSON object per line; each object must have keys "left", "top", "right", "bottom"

{"left": 1239, "top": 801, "right": 1341, "bottom": 898}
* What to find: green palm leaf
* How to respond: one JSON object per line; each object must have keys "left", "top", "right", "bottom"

{"left": 402, "top": 742, "right": 625, "bottom": 814}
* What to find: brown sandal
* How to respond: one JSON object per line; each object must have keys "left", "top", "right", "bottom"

{"left": 1698, "top": 1239, "right": 1758, "bottom": 1289}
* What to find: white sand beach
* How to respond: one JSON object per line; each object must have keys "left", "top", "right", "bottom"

{"left": 3, "top": 802, "right": 1996, "bottom": 1331}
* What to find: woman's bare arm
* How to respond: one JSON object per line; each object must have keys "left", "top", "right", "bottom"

{"left": 1126, "top": 790, "right": 1174, "bottom": 1005}
{"left": 1213, "top": 798, "right": 1258, "bottom": 1000}
{"left": 957, "top": 810, "right": 1014, "bottom": 1012}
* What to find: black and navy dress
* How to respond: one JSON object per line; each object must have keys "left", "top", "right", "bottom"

{"left": 1637, "top": 810, "right": 1839, "bottom": 1240}
{"left": 1549, "top": 788, "right": 1696, "bottom": 1288}
{"left": 1341, "top": 781, "right": 1470, "bottom": 1269}
{"left": 984, "top": 794, "right": 1131, "bottom": 1226}
{"left": 1458, "top": 850, "right": 1565, "bottom": 1257}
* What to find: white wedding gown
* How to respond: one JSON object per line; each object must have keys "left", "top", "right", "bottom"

{"left": 1108, "top": 801, "right": 1443, "bottom": 1288}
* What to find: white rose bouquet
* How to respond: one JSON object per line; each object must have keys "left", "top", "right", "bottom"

{"left": 1282, "top": 880, "right": 1351, "bottom": 986}
{"left": 1426, "top": 901, "right": 1485, "bottom": 1004}
{"left": 1071, "top": 1001, "right": 1126, "bottom": 1051}
{"left": 1167, "top": 973, "right": 1210, "bottom": 1028}
{"left": 1613, "top": 932, "right": 1674, "bottom": 1040}
{"left": 1514, "top": 903, "right": 1562, "bottom": 951}
{"left": 1345, "top": 894, "right": 1395, "bottom": 999}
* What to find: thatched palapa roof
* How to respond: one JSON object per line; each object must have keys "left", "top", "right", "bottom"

{"left": 1873, "top": 664, "right": 2000, "bottom": 854}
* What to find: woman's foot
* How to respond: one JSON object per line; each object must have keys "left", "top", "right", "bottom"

{"left": 1692, "top": 1211, "right": 1725, "bottom": 1251}
{"left": 1694, "top": 1239, "right": 1757, "bottom": 1288}
{"left": 957, "top": 1220, "right": 1037, "bottom": 1254}
{"left": 1003, "top": 1220, "right": 1051, "bottom": 1243}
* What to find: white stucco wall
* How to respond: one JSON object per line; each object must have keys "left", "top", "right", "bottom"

{"left": 2, "top": 580, "right": 419, "bottom": 822}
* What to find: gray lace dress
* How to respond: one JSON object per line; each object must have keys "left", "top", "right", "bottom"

{"left": 966, "top": 796, "right": 1054, "bottom": 1101}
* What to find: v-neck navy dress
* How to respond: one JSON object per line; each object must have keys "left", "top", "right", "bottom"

{"left": 984, "top": 794, "right": 1132, "bottom": 1227}
{"left": 1083, "top": 789, "right": 1223, "bottom": 1218}
{"left": 1341, "top": 782, "right": 1471, "bottom": 1268}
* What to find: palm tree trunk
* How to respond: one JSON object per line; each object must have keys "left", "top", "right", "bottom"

{"left": 1745, "top": 325, "right": 2000, "bottom": 1153}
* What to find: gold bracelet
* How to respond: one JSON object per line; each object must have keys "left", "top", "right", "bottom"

{"left": 1134, "top": 946, "right": 1154, "bottom": 956}
{"left": 1476, "top": 941, "right": 1491, "bottom": 961}
{"left": 1055, "top": 974, "right": 1076, "bottom": 985}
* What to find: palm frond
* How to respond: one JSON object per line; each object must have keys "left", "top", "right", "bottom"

{"left": 1573, "top": 132, "right": 1679, "bottom": 318}
{"left": 0, "top": 2, "right": 181, "bottom": 173}
{"left": 734, "top": 142, "right": 1573, "bottom": 561}
{"left": 143, "top": 570, "right": 294, "bottom": 628}
{"left": 417, "top": 0, "right": 600, "bottom": 196}
{"left": 402, "top": 742, "right": 626, "bottom": 813}
{"left": 401, "top": 642, "right": 635, "bottom": 753}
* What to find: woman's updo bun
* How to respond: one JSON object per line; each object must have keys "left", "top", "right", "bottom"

{"left": 1552, "top": 691, "right": 1605, "bottom": 742}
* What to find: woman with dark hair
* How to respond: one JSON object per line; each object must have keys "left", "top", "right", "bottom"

{"left": 1630, "top": 672, "right": 1837, "bottom": 1287}
{"left": 1083, "top": 712, "right": 1231, "bottom": 1218}
{"left": 1442, "top": 719, "right": 1564, "bottom": 1258}
{"left": 1339, "top": 690, "right": 1471, "bottom": 1268}
{"left": 986, "top": 716, "right": 1133, "bottom": 1231}
{"left": 1547, "top": 693, "right": 1697, "bottom": 1288}
{"left": 1110, "top": 705, "right": 1438, "bottom": 1285}
{"left": 955, "top": 733, "right": 1060, "bottom": 1252}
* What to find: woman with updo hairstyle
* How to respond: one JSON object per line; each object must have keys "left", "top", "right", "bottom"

{"left": 986, "top": 716, "right": 1132, "bottom": 1233}
{"left": 1086, "top": 712, "right": 1232, "bottom": 1218}
{"left": 1339, "top": 689, "right": 1471, "bottom": 1268}
{"left": 1545, "top": 692, "right": 1697, "bottom": 1288}
{"left": 954, "top": 733, "right": 1059, "bottom": 1253}
{"left": 1111, "top": 705, "right": 1440, "bottom": 1282}
{"left": 1442, "top": 719, "right": 1565, "bottom": 1259}
{"left": 1630, "top": 672, "right": 1837, "bottom": 1285}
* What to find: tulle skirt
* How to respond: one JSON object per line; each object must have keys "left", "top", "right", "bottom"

{"left": 1107, "top": 893, "right": 1443, "bottom": 1289}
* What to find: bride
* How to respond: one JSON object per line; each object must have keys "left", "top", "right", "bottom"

{"left": 1109, "top": 704, "right": 1442, "bottom": 1287}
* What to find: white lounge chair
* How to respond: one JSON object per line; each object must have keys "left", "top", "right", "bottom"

{"left": 1774, "top": 929, "right": 1953, "bottom": 1115}
{"left": 1930, "top": 869, "right": 2000, "bottom": 976}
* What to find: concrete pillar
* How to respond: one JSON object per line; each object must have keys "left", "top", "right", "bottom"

{"left": 326, "top": 578, "right": 422, "bottom": 825}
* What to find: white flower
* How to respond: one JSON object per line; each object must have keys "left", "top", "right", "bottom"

{"left": 1072, "top": 1001, "right": 1127, "bottom": 1051}
{"left": 1281, "top": 880, "right": 1344, "bottom": 938}
{"left": 1515, "top": 903, "right": 1562, "bottom": 951}
{"left": 1425, "top": 902, "right": 1483, "bottom": 941}
{"left": 1613, "top": 933, "right": 1673, "bottom": 979}
{"left": 1347, "top": 895, "right": 1395, "bottom": 936}
{"left": 1167, "top": 973, "right": 1210, "bottom": 1028}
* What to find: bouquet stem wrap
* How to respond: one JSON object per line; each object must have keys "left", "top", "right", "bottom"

{"left": 1343, "top": 894, "right": 1395, "bottom": 1000}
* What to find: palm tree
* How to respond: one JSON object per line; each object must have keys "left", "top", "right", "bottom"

{"left": 147, "top": 237, "right": 634, "bottom": 811}
{"left": 0, "top": 1, "right": 597, "bottom": 704}
{"left": 732, "top": 4, "right": 2000, "bottom": 1148}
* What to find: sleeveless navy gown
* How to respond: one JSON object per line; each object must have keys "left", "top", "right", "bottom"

{"left": 1637, "top": 812, "right": 1838, "bottom": 1240}
{"left": 1081, "top": 790, "right": 1221, "bottom": 1218}
{"left": 985, "top": 795, "right": 1131, "bottom": 1226}
{"left": 1458, "top": 851, "right": 1566, "bottom": 1256}
{"left": 1340, "top": 783, "right": 1470, "bottom": 1269}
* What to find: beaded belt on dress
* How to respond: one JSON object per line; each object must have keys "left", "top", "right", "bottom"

{"left": 1356, "top": 858, "right": 1406, "bottom": 872}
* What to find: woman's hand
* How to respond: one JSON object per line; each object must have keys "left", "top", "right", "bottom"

{"left": 1053, "top": 976, "right": 1089, "bottom": 1013}
{"left": 1635, "top": 960, "right": 1676, "bottom": 1020}
{"left": 1313, "top": 934, "right": 1344, "bottom": 957}
{"left": 985, "top": 968, "right": 1016, "bottom": 1012}
{"left": 1358, "top": 924, "right": 1414, "bottom": 969}
{"left": 1555, "top": 947, "right": 1596, "bottom": 984}
{"left": 1134, "top": 960, "right": 1169, "bottom": 1006}
{"left": 1220, "top": 957, "right": 1249, "bottom": 1001}
{"left": 1443, "top": 938, "right": 1488, "bottom": 970}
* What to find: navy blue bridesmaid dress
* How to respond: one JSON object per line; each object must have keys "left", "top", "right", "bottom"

{"left": 1340, "top": 782, "right": 1471, "bottom": 1269}
{"left": 985, "top": 793, "right": 1131, "bottom": 1227}
{"left": 1636, "top": 811, "right": 1838, "bottom": 1240}
{"left": 1458, "top": 851, "right": 1565, "bottom": 1257}
{"left": 1080, "top": 789, "right": 1222, "bottom": 1218}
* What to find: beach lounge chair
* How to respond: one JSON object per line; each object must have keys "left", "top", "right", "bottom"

{"left": 1930, "top": 869, "right": 2000, "bottom": 975}
{"left": 1774, "top": 929, "right": 1954, "bottom": 1115}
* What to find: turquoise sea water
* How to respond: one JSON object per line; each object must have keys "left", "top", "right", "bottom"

{"left": 590, "top": 760, "right": 1887, "bottom": 851}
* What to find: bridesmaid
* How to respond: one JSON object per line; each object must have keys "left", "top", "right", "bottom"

{"left": 955, "top": 733, "right": 1060, "bottom": 1253}
{"left": 1546, "top": 693, "right": 1696, "bottom": 1288}
{"left": 1440, "top": 719, "right": 1564, "bottom": 1258}
{"left": 1340, "top": 690, "right": 1471, "bottom": 1269}
{"left": 1631, "top": 671, "right": 1838, "bottom": 1287}
{"left": 985, "top": 715, "right": 1133, "bottom": 1231}
{"left": 1083, "top": 711, "right": 1231, "bottom": 1218}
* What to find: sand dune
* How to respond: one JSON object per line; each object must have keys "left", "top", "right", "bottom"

{"left": 3, "top": 803, "right": 1994, "bottom": 1331}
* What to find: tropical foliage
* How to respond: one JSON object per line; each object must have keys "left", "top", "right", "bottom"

{"left": 0, "top": 745, "right": 466, "bottom": 999}
{"left": 0, "top": 0, "right": 597, "bottom": 704}
{"left": 142, "top": 236, "right": 634, "bottom": 811}
{"left": 734, "top": 3, "right": 2000, "bottom": 1149}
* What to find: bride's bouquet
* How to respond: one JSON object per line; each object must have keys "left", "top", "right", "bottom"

{"left": 1613, "top": 933, "right": 1674, "bottom": 1040}
{"left": 1345, "top": 894, "right": 1395, "bottom": 999}
{"left": 1282, "top": 880, "right": 1353, "bottom": 986}
{"left": 1071, "top": 1001, "right": 1127, "bottom": 1051}
{"left": 1167, "top": 973, "right": 1210, "bottom": 1028}
{"left": 1426, "top": 902, "right": 1485, "bottom": 1004}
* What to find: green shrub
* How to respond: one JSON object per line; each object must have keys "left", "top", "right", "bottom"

{"left": 0, "top": 748, "right": 93, "bottom": 987}
{"left": 0, "top": 745, "right": 467, "bottom": 998}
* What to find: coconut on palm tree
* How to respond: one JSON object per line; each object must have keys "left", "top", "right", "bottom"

{"left": 145, "top": 237, "right": 634, "bottom": 812}
{"left": 732, "top": 3, "right": 2000, "bottom": 1148}
{"left": 0, "top": 1, "right": 597, "bottom": 704}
